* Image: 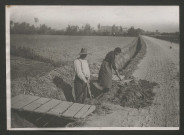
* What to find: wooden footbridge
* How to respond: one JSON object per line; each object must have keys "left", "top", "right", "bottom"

{"left": 12, "top": 94, "right": 96, "bottom": 120}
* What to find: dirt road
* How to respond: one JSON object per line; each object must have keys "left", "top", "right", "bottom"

{"left": 81, "top": 36, "right": 179, "bottom": 127}
{"left": 133, "top": 36, "right": 179, "bottom": 127}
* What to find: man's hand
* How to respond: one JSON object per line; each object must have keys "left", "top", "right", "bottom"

{"left": 84, "top": 78, "right": 88, "bottom": 84}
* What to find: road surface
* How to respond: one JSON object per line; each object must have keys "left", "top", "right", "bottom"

{"left": 133, "top": 36, "right": 179, "bottom": 127}
{"left": 82, "top": 36, "right": 179, "bottom": 127}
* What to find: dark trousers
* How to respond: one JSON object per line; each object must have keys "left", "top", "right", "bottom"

{"left": 74, "top": 75, "right": 87, "bottom": 103}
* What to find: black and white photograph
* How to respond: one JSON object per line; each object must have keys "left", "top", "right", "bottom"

{"left": 6, "top": 5, "right": 179, "bottom": 130}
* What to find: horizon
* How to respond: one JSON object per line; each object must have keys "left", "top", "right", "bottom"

{"left": 9, "top": 6, "right": 179, "bottom": 33}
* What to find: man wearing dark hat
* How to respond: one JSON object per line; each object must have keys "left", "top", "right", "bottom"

{"left": 98, "top": 47, "right": 122, "bottom": 92}
{"left": 74, "top": 48, "right": 90, "bottom": 103}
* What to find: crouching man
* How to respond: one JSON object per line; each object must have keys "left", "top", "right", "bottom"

{"left": 74, "top": 48, "right": 90, "bottom": 103}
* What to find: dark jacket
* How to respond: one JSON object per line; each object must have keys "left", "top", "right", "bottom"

{"left": 104, "top": 51, "right": 117, "bottom": 70}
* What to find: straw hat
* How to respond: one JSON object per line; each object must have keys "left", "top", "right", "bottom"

{"left": 79, "top": 48, "right": 89, "bottom": 55}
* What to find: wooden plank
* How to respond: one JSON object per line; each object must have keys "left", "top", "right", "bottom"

{"left": 12, "top": 95, "right": 39, "bottom": 109}
{"left": 11, "top": 94, "right": 96, "bottom": 119}
{"left": 23, "top": 97, "right": 51, "bottom": 111}
{"left": 11, "top": 94, "right": 30, "bottom": 105}
{"left": 62, "top": 103, "right": 85, "bottom": 118}
{"left": 34, "top": 99, "right": 61, "bottom": 113}
{"left": 74, "top": 105, "right": 91, "bottom": 119}
{"left": 48, "top": 101, "right": 73, "bottom": 116}
{"left": 81, "top": 105, "right": 96, "bottom": 118}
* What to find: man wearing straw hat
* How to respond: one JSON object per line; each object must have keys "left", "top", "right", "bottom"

{"left": 74, "top": 48, "right": 91, "bottom": 103}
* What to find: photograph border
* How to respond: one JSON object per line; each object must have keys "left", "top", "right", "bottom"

{"left": 5, "top": 5, "right": 180, "bottom": 131}
{"left": 1, "top": 0, "right": 184, "bottom": 134}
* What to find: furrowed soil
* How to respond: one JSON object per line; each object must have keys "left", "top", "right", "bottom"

{"left": 11, "top": 35, "right": 136, "bottom": 64}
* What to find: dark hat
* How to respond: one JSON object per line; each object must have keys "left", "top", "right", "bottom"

{"left": 79, "top": 48, "right": 89, "bottom": 55}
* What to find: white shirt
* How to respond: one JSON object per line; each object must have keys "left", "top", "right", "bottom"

{"left": 74, "top": 59, "right": 90, "bottom": 83}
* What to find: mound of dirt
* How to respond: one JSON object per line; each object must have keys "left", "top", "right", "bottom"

{"left": 88, "top": 78, "right": 158, "bottom": 109}
{"left": 112, "top": 79, "right": 157, "bottom": 108}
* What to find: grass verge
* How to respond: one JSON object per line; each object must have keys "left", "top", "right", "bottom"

{"left": 11, "top": 46, "right": 61, "bottom": 67}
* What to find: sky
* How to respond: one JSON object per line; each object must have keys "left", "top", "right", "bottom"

{"left": 9, "top": 6, "right": 179, "bottom": 32}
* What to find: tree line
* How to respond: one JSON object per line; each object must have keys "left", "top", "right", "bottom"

{"left": 10, "top": 21, "right": 145, "bottom": 37}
